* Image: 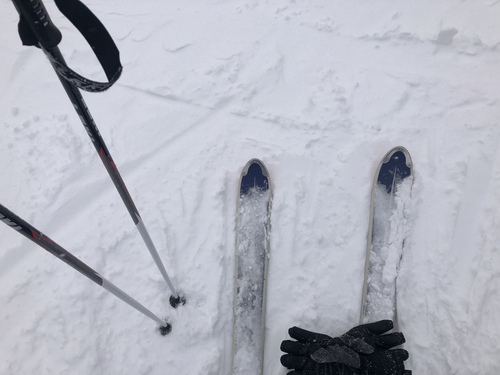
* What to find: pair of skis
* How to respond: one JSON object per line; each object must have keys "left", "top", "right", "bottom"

{"left": 231, "top": 147, "right": 413, "bottom": 374}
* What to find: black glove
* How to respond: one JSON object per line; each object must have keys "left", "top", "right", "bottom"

{"left": 280, "top": 320, "right": 411, "bottom": 375}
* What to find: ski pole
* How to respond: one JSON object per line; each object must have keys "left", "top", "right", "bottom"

{"left": 0, "top": 203, "right": 172, "bottom": 335}
{"left": 11, "top": 0, "right": 185, "bottom": 307}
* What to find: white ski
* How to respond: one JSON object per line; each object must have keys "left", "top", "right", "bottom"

{"left": 360, "top": 147, "right": 413, "bottom": 325}
{"left": 232, "top": 159, "right": 272, "bottom": 375}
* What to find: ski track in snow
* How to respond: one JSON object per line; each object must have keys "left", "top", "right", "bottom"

{"left": 2, "top": 1, "right": 500, "bottom": 374}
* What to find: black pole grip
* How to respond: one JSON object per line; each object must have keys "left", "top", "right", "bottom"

{"left": 12, "top": 0, "right": 62, "bottom": 48}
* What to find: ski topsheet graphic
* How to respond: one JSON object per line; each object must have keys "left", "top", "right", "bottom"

{"left": 232, "top": 159, "right": 272, "bottom": 375}
{"left": 360, "top": 147, "right": 413, "bottom": 325}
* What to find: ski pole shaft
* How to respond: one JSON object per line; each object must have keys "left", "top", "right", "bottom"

{"left": 0, "top": 203, "right": 171, "bottom": 331}
{"left": 52, "top": 47, "right": 178, "bottom": 298}
{"left": 49, "top": 47, "right": 178, "bottom": 297}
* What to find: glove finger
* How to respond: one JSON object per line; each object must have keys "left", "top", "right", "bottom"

{"left": 288, "top": 326, "right": 334, "bottom": 345}
{"left": 359, "top": 320, "right": 394, "bottom": 335}
{"left": 388, "top": 348, "right": 410, "bottom": 362}
{"left": 280, "top": 354, "right": 308, "bottom": 370}
{"left": 375, "top": 332, "right": 406, "bottom": 349}
{"left": 404, "top": 370, "right": 412, "bottom": 374}
{"left": 281, "top": 340, "right": 311, "bottom": 356}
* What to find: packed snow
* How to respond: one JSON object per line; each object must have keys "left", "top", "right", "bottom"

{"left": 2, "top": 1, "right": 500, "bottom": 374}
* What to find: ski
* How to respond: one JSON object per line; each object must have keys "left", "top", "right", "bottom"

{"left": 360, "top": 147, "right": 413, "bottom": 325}
{"left": 232, "top": 159, "right": 272, "bottom": 375}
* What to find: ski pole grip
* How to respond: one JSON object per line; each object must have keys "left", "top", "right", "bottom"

{"left": 12, "top": 0, "right": 62, "bottom": 49}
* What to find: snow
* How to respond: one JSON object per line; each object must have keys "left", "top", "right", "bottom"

{"left": 1, "top": 0, "right": 500, "bottom": 374}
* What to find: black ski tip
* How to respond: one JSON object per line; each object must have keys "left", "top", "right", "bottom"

{"left": 240, "top": 159, "right": 270, "bottom": 196}
{"left": 378, "top": 147, "right": 413, "bottom": 194}
{"left": 169, "top": 294, "right": 187, "bottom": 308}
{"left": 159, "top": 322, "right": 172, "bottom": 336}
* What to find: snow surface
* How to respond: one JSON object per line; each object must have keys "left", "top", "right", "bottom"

{"left": 1, "top": 0, "right": 500, "bottom": 374}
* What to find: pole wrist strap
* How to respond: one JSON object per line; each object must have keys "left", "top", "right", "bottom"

{"left": 16, "top": 0, "right": 122, "bottom": 92}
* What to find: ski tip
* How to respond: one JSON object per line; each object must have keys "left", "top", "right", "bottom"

{"left": 374, "top": 146, "right": 413, "bottom": 194}
{"left": 169, "top": 294, "right": 187, "bottom": 308}
{"left": 242, "top": 158, "right": 270, "bottom": 177}
{"left": 159, "top": 322, "right": 172, "bottom": 336}
{"left": 240, "top": 159, "right": 271, "bottom": 195}
{"left": 381, "top": 146, "right": 412, "bottom": 169}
